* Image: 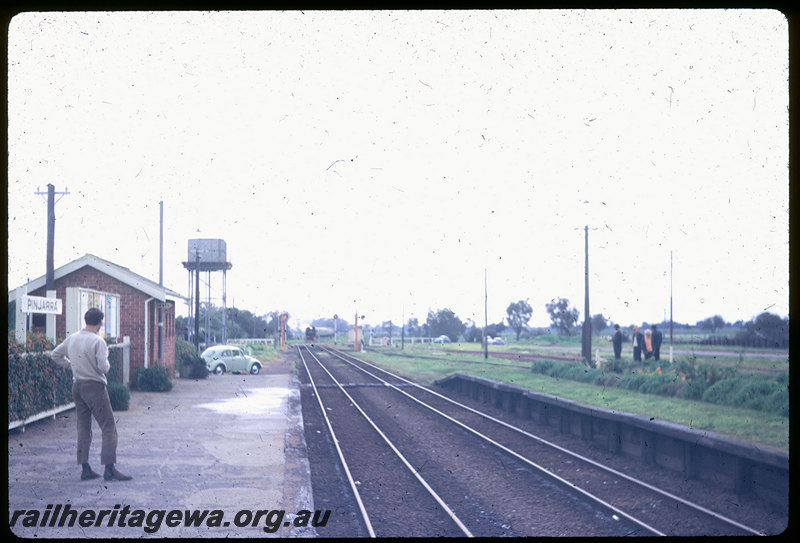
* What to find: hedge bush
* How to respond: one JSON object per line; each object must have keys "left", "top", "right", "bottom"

{"left": 107, "top": 382, "right": 130, "bottom": 411}
{"left": 701, "top": 377, "right": 745, "bottom": 405}
{"left": 531, "top": 357, "right": 787, "bottom": 417}
{"left": 181, "top": 359, "right": 209, "bottom": 379}
{"left": 176, "top": 338, "right": 208, "bottom": 379}
{"left": 764, "top": 390, "right": 789, "bottom": 417}
{"left": 618, "top": 372, "right": 648, "bottom": 392}
{"left": 136, "top": 363, "right": 173, "bottom": 392}
{"left": 681, "top": 378, "right": 709, "bottom": 401}
{"left": 7, "top": 341, "right": 74, "bottom": 424}
{"left": 531, "top": 360, "right": 556, "bottom": 375}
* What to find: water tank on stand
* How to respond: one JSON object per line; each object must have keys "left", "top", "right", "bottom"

{"left": 187, "top": 239, "right": 228, "bottom": 265}
{"left": 183, "top": 239, "right": 232, "bottom": 348}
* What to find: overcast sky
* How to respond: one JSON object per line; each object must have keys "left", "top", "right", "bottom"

{"left": 7, "top": 10, "right": 789, "bottom": 329}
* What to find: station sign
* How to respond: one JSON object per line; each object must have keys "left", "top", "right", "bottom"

{"left": 21, "top": 294, "right": 63, "bottom": 315}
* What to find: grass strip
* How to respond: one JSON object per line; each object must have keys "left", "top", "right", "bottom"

{"left": 356, "top": 349, "right": 789, "bottom": 451}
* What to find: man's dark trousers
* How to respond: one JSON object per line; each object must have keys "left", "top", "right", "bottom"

{"left": 73, "top": 379, "right": 118, "bottom": 465}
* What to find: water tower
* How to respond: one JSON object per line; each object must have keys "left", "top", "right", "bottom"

{"left": 182, "top": 239, "right": 232, "bottom": 348}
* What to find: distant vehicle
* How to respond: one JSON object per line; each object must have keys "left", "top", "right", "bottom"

{"left": 314, "top": 327, "right": 335, "bottom": 337}
{"left": 201, "top": 345, "right": 262, "bottom": 375}
{"left": 487, "top": 337, "right": 505, "bottom": 345}
{"left": 433, "top": 335, "right": 451, "bottom": 343}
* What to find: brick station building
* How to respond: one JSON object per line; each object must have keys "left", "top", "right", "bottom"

{"left": 8, "top": 253, "right": 186, "bottom": 376}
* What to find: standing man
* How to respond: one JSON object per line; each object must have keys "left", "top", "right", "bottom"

{"left": 611, "top": 324, "right": 623, "bottom": 360}
{"left": 631, "top": 325, "right": 644, "bottom": 363}
{"left": 651, "top": 325, "right": 663, "bottom": 361}
{"left": 51, "top": 307, "right": 132, "bottom": 481}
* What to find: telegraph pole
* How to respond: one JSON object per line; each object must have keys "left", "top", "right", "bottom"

{"left": 670, "top": 250, "right": 674, "bottom": 364}
{"left": 194, "top": 250, "right": 200, "bottom": 350}
{"left": 581, "top": 225, "right": 592, "bottom": 364}
{"left": 35, "top": 184, "right": 69, "bottom": 342}
{"left": 35, "top": 184, "right": 69, "bottom": 290}
{"left": 484, "top": 268, "right": 488, "bottom": 359}
{"left": 354, "top": 313, "right": 360, "bottom": 352}
{"left": 401, "top": 305, "right": 405, "bottom": 350}
{"left": 158, "top": 201, "right": 164, "bottom": 361}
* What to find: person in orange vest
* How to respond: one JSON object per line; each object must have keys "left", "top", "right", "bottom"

{"left": 644, "top": 328, "right": 654, "bottom": 360}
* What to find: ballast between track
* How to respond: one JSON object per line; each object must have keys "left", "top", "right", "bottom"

{"left": 309, "top": 344, "right": 765, "bottom": 536}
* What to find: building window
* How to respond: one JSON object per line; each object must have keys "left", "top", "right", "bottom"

{"left": 65, "top": 287, "right": 121, "bottom": 339}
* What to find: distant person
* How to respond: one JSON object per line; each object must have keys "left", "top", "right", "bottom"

{"left": 51, "top": 307, "right": 132, "bottom": 482}
{"left": 644, "top": 329, "right": 654, "bottom": 360}
{"left": 651, "top": 325, "right": 663, "bottom": 361}
{"left": 611, "top": 324, "right": 623, "bottom": 359}
{"left": 631, "top": 325, "right": 644, "bottom": 362}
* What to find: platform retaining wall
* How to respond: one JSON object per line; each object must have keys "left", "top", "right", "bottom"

{"left": 434, "top": 373, "right": 788, "bottom": 512}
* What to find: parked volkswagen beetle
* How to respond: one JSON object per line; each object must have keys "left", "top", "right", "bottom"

{"left": 201, "top": 345, "right": 262, "bottom": 375}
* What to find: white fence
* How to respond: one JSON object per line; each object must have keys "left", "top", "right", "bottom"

{"left": 369, "top": 337, "right": 441, "bottom": 346}
{"left": 228, "top": 338, "right": 275, "bottom": 346}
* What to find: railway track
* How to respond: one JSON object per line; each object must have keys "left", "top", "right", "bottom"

{"left": 298, "top": 345, "right": 766, "bottom": 537}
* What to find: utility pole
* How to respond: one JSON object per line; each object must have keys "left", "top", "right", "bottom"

{"left": 35, "top": 184, "right": 69, "bottom": 343}
{"left": 158, "top": 201, "right": 164, "bottom": 362}
{"left": 206, "top": 271, "right": 211, "bottom": 344}
{"left": 401, "top": 306, "right": 405, "bottom": 350}
{"left": 354, "top": 313, "right": 360, "bottom": 352}
{"left": 670, "top": 250, "right": 674, "bottom": 364}
{"left": 484, "top": 268, "right": 488, "bottom": 359}
{"left": 581, "top": 225, "right": 592, "bottom": 364}
{"left": 194, "top": 250, "right": 200, "bottom": 351}
{"left": 35, "top": 184, "right": 70, "bottom": 290}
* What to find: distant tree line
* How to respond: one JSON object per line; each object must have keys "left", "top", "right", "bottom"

{"left": 541, "top": 299, "right": 788, "bottom": 349}
{"left": 175, "top": 300, "right": 787, "bottom": 350}
{"left": 176, "top": 306, "right": 293, "bottom": 344}
{"left": 721, "top": 312, "right": 788, "bottom": 349}
{"left": 370, "top": 299, "right": 789, "bottom": 350}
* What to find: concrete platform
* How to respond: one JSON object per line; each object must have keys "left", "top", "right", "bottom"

{"left": 8, "top": 355, "right": 314, "bottom": 538}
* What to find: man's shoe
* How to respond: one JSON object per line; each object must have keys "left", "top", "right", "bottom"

{"left": 104, "top": 466, "right": 132, "bottom": 481}
{"left": 81, "top": 466, "right": 101, "bottom": 480}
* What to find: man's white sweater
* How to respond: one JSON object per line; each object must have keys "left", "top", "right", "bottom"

{"left": 51, "top": 329, "right": 110, "bottom": 384}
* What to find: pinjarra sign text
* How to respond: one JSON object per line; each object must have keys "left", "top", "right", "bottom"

{"left": 21, "top": 295, "right": 63, "bottom": 315}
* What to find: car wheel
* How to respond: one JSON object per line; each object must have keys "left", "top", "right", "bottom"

{"left": 213, "top": 364, "right": 225, "bottom": 375}
{"left": 250, "top": 363, "right": 260, "bottom": 375}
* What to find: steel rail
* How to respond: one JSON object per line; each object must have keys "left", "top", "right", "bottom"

{"left": 316, "top": 345, "right": 664, "bottom": 536}
{"left": 296, "top": 346, "right": 376, "bottom": 537}
{"left": 301, "top": 345, "right": 474, "bottom": 537}
{"left": 322, "top": 345, "right": 765, "bottom": 536}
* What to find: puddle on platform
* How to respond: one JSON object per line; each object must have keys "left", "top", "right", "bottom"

{"left": 197, "top": 387, "right": 291, "bottom": 418}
